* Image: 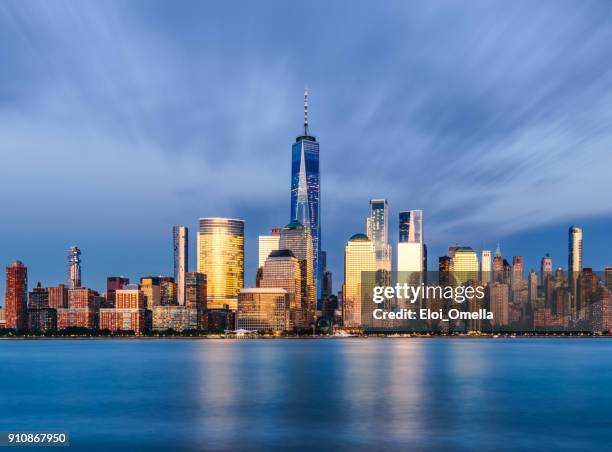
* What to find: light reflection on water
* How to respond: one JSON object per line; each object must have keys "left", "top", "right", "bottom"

{"left": 0, "top": 338, "right": 611, "bottom": 451}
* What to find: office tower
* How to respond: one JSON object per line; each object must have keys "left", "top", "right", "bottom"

{"left": 258, "top": 229, "right": 281, "bottom": 268}
{"left": 451, "top": 247, "right": 479, "bottom": 285}
{"left": 57, "top": 287, "right": 100, "bottom": 329}
{"left": 197, "top": 218, "right": 244, "bottom": 310}
{"left": 279, "top": 221, "right": 315, "bottom": 325}
{"left": 493, "top": 243, "right": 504, "bottom": 281}
{"left": 67, "top": 246, "right": 81, "bottom": 289}
{"left": 140, "top": 277, "right": 161, "bottom": 308}
{"left": 448, "top": 244, "right": 461, "bottom": 259}
{"left": 343, "top": 234, "right": 377, "bottom": 327}
{"left": 528, "top": 271, "right": 538, "bottom": 304}
{"left": 260, "top": 249, "right": 302, "bottom": 325}
{"left": 541, "top": 254, "right": 553, "bottom": 286}
{"left": 5, "top": 261, "right": 28, "bottom": 330}
{"left": 399, "top": 210, "right": 423, "bottom": 244}
{"left": 99, "top": 288, "right": 148, "bottom": 334}
{"left": 160, "top": 276, "right": 176, "bottom": 306}
{"left": 577, "top": 268, "right": 597, "bottom": 320}
{"left": 489, "top": 283, "right": 509, "bottom": 327}
{"left": 399, "top": 211, "right": 410, "bottom": 243}
{"left": 184, "top": 272, "right": 207, "bottom": 311}
{"left": 438, "top": 256, "right": 452, "bottom": 286}
{"left": 366, "top": 199, "right": 392, "bottom": 272}
{"left": 106, "top": 277, "right": 129, "bottom": 306}
{"left": 481, "top": 250, "right": 492, "bottom": 284}
{"left": 28, "top": 283, "right": 57, "bottom": 333}
{"left": 513, "top": 256, "right": 524, "bottom": 286}
{"left": 290, "top": 89, "right": 321, "bottom": 299}
{"left": 606, "top": 267, "right": 612, "bottom": 292}
{"left": 568, "top": 226, "right": 583, "bottom": 275}
{"left": 322, "top": 271, "right": 332, "bottom": 301}
{"left": 173, "top": 225, "right": 188, "bottom": 306}
{"left": 48, "top": 284, "right": 68, "bottom": 309}
{"left": 237, "top": 288, "right": 290, "bottom": 332}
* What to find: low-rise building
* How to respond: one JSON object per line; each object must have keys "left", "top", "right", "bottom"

{"left": 237, "top": 288, "right": 290, "bottom": 333}
{"left": 99, "top": 288, "right": 149, "bottom": 334}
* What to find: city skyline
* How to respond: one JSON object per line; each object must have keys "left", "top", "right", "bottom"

{"left": 1, "top": 1, "right": 612, "bottom": 295}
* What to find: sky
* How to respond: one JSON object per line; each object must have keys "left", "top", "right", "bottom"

{"left": 1, "top": 0, "right": 611, "bottom": 296}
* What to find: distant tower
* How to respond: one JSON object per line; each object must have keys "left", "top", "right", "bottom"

{"left": 367, "top": 199, "right": 391, "bottom": 272}
{"left": 568, "top": 226, "right": 583, "bottom": 275}
{"left": 173, "top": 225, "right": 188, "bottom": 306}
{"left": 68, "top": 246, "right": 81, "bottom": 289}
{"left": 481, "top": 250, "right": 492, "bottom": 284}
{"left": 290, "top": 88, "right": 321, "bottom": 300}
{"left": 540, "top": 254, "right": 553, "bottom": 286}
{"left": 5, "top": 261, "right": 28, "bottom": 330}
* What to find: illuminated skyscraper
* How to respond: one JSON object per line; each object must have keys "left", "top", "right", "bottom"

{"left": 5, "top": 261, "right": 28, "bottom": 330}
{"left": 367, "top": 199, "right": 391, "bottom": 272}
{"left": 568, "top": 226, "right": 583, "bottom": 275}
{"left": 481, "top": 250, "right": 492, "bottom": 284}
{"left": 541, "top": 254, "right": 553, "bottom": 285}
{"left": 68, "top": 246, "right": 81, "bottom": 289}
{"left": 568, "top": 226, "right": 583, "bottom": 304}
{"left": 279, "top": 221, "right": 315, "bottom": 325}
{"left": 343, "top": 234, "right": 377, "bottom": 327}
{"left": 451, "top": 247, "right": 479, "bottom": 285}
{"left": 290, "top": 89, "right": 321, "bottom": 299}
{"left": 399, "top": 210, "right": 423, "bottom": 244}
{"left": 260, "top": 249, "right": 302, "bottom": 326}
{"left": 258, "top": 229, "right": 281, "bottom": 268}
{"left": 173, "top": 225, "right": 188, "bottom": 306}
{"left": 197, "top": 218, "right": 244, "bottom": 310}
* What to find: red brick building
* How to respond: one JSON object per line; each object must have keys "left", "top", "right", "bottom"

{"left": 5, "top": 261, "right": 28, "bottom": 330}
{"left": 99, "top": 289, "right": 149, "bottom": 334}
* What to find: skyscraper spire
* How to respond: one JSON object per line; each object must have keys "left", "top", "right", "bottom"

{"left": 303, "top": 87, "right": 309, "bottom": 136}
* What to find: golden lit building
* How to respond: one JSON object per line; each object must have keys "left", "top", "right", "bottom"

{"left": 237, "top": 288, "right": 290, "bottom": 332}
{"left": 451, "top": 247, "right": 479, "bottom": 285}
{"left": 259, "top": 249, "right": 302, "bottom": 326}
{"left": 279, "top": 221, "right": 315, "bottom": 325}
{"left": 139, "top": 276, "right": 161, "bottom": 308}
{"left": 258, "top": 231, "right": 281, "bottom": 268}
{"left": 197, "top": 218, "right": 244, "bottom": 310}
{"left": 343, "top": 233, "right": 377, "bottom": 328}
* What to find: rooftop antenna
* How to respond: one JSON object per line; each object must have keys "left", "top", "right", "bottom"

{"left": 303, "top": 86, "right": 309, "bottom": 136}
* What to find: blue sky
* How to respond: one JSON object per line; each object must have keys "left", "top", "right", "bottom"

{"left": 1, "top": 0, "right": 611, "bottom": 296}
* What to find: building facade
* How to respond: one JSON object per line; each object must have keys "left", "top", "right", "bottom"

{"left": 67, "top": 246, "right": 81, "bottom": 289}
{"left": 173, "top": 225, "right": 188, "bottom": 306}
{"left": 290, "top": 89, "right": 321, "bottom": 300}
{"left": 367, "top": 199, "right": 392, "bottom": 272}
{"left": 197, "top": 218, "right": 244, "bottom": 310}
{"left": 343, "top": 234, "right": 377, "bottom": 327}
{"left": 5, "top": 261, "right": 28, "bottom": 330}
{"left": 237, "top": 288, "right": 290, "bottom": 332}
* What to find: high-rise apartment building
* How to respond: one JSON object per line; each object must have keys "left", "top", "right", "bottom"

{"left": 28, "top": 283, "right": 57, "bottom": 333}
{"left": 5, "top": 261, "right": 28, "bottom": 330}
{"left": 197, "top": 218, "right": 244, "bottom": 310}
{"left": 513, "top": 256, "right": 524, "bottom": 287}
{"left": 99, "top": 288, "right": 148, "bottom": 334}
{"left": 173, "top": 225, "right": 188, "bottom": 306}
{"left": 67, "top": 246, "right": 81, "bottom": 289}
{"left": 184, "top": 272, "right": 207, "bottom": 311}
{"left": 489, "top": 283, "right": 509, "bottom": 327}
{"left": 343, "top": 234, "right": 377, "bottom": 327}
{"left": 367, "top": 199, "right": 391, "bottom": 272}
{"left": 290, "top": 89, "right": 321, "bottom": 299}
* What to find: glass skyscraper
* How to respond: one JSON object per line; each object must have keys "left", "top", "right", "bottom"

{"left": 367, "top": 199, "right": 391, "bottom": 272}
{"left": 197, "top": 218, "right": 244, "bottom": 310}
{"left": 290, "top": 89, "right": 321, "bottom": 299}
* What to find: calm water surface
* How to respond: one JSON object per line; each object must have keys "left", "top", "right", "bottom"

{"left": 0, "top": 338, "right": 610, "bottom": 451}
